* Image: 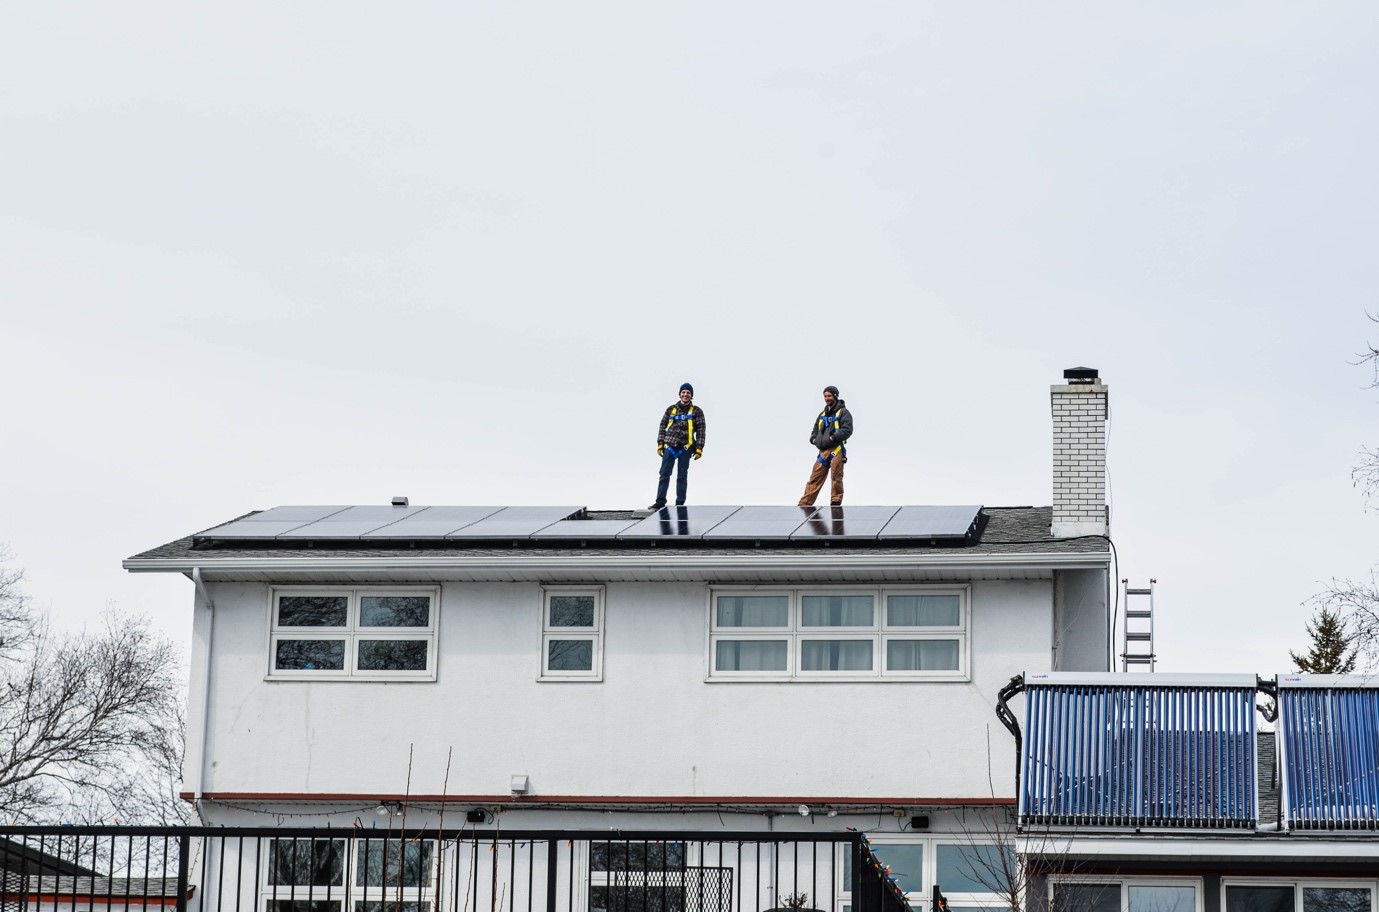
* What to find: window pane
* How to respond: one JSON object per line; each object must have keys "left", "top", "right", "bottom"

{"left": 548, "top": 639, "right": 594, "bottom": 671}
{"left": 270, "top": 903, "right": 341, "bottom": 912}
{"left": 275, "top": 639, "right": 346, "bottom": 671}
{"left": 1305, "top": 888, "right": 1371, "bottom": 912}
{"left": 715, "top": 596, "right": 789, "bottom": 628}
{"left": 359, "top": 596, "right": 430, "bottom": 627}
{"left": 356, "top": 840, "right": 433, "bottom": 888}
{"left": 278, "top": 596, "right": 348, "bottom": 627}
{"left": 801, "top": 595, "right": 874, "bottom": 627}
{"left": 590, "top": 842, "right": 688, "bottom": 871}
{"left": 887, "top": 595, "right": 960, "bottom": 627}
{"left": 870, "top": 843, "right": 923, "bottom": 894}
{"left": 590, "top": 886, "right": 687, "bottom": 912}
{"left": 267, "top": 839, "right": 345, "bottom": 886}
{"left": 936, "top": 844, "right": 1013, "bottom": 894}
{"left": 1227, "top": 887, "right": 1294, "bottom": 912}
{"left": 801, "top": 640, "right": 873, "bottom": 671}
{"left": 1130, "top": 886, "right": 1196, "bottom": 912}
{"left": 357, "top": 640, "right": 428, "bottom": 671}
{"left": 549, "top": 596, "right": 596, "bottom": 627}
{"left": 1054, "top": 884, "right": 1120, "bottom": 912}
{"left": 887, "top": 639, "right": 960, "bottom": 671}
{"left": 715, "top": 640, "right": 787, "bottom": 671}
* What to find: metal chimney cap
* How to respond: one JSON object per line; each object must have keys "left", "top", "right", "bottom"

{"left": 1063, "top": 367, "right": 1099, "bottom": 384}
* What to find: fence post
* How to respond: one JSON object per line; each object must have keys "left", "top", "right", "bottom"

{"left": 176, "top": 834, "right": 191, "bottom": 912}
{"left": 851, "top": 837, "right": 865, "bottom": 912}
{"left": 546, "top": 840, "right": 558, "bottom": 912}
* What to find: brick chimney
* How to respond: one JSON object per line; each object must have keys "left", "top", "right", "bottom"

{"left": 1051, "top": 367, "right": 1108, "bottom": 538}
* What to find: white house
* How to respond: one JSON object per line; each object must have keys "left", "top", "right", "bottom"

{"left": 118, "top": 370, "right": 1116, "bottom": 912}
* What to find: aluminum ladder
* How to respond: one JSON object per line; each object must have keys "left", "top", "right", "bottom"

{"left": 1120, "top": 578, "right": 1156, "bottom": 672}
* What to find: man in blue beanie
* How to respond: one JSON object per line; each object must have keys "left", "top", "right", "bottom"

{"left": 649, "top": 383, "right": 706, "bottom": 510}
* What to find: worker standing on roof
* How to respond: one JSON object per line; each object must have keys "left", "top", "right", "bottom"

{"left": 650, "top": 383, "right": 706, "bottom": 510}
{"left": 798, "top": 385, "right": 852, "bottom": 507}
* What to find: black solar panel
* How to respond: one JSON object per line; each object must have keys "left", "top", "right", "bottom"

{"left": 876, "top": 505, "right": 981, "bottom": 539}
{"left": 701, "top": 506, "right": 818, "bottom": 540}
{"left": 789, "top": 506, "right": 901, "bottom": 540}
{"left": 532, "top": 519, "right": 642, "bottom": 539}
{"left": 195, "top": 506, "right": 352, "bottom": 540}
{"left": 617, "top": 505, "right": 740, "bottom": 538}
{"left": 279, "top": 504, "right": 431, "bottom": 539}
{"left": 360, "top": 506, "right": 505, "bottom": 539}
{"left": 443, "top": 506, "right": 585, "bottom": 538}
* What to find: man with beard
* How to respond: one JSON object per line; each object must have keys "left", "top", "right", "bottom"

{"left": 798, "top": 385, "right": 853, "bottom": 506}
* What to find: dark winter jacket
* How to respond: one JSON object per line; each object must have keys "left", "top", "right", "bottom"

{"left": 809, "top": 399, "right": 852, "bottom": 451}
{"left": 657, "top": 403, "right": 706, "bottom": 453}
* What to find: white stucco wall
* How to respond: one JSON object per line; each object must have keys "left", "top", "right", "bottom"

{"left": 191, "top": 577, "right": 1055, "bottom": 801}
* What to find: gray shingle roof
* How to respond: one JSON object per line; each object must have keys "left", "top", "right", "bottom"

{"left": 126, "top": 506, "right": 1108, "bottom": 563}
{"left": 22, "top": 875, "right": 187, "bottom": 898}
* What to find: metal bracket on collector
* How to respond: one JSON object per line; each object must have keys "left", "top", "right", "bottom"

{"left": 995, "top": 673, "right": 1025, "bottom": 744}
{"left": 995, "top": 674, "right": 1026, "bottom": 828}
{"left": 1256, "top": 675, "right": 1279, "bottom": 722}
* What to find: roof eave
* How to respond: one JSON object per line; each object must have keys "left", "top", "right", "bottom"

{"left": 123, "top": 550, "right": 1111, "bottom": 575}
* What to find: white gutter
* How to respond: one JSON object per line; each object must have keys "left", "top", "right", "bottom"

{"left": 124, "top": 550, "right": 1111, "bottom": 575}
{"left": 189, "top": 568, "right": 215, "bottom": 824}
{"left": 1025, "top": 671, "right": 1259, "bottom": 688}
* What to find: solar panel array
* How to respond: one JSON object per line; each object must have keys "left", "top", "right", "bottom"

{"left": 193, "top": 504, "right": 983, "bottom": 543}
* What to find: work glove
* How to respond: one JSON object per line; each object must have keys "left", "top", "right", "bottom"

{"left": 693, "top": 449, "right": 702, "bottom": 460}
{"left": 657, "top": 444, "right": 666, "bottom": 457}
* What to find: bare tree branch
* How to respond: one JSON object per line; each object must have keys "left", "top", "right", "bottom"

{"left": 0, "top": 553, "right": 188, "bottom": 823}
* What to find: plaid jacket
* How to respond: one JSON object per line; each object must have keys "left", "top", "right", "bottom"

{"left": 656, "top": 403, "right": 706, "bottom": 452}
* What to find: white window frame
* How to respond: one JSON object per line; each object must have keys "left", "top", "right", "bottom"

{"left": 707, "top": 586, "right": 970, "bottom": 682}
{"left": 540, "top": 586, "right": 605, "bottom": 681}
{"left": 1221, "top": 880, "right": 1377, "bottom": 912}
{"left": 267, "top": 587, "right": 439, "bottom": 682}
{"left": 837, "top": 837, "right": 1013, "bottom": 910}
{"left": 1049, "top": 876, "right": 1205, "bottom": 912}
{"left": 262, "top": 836, "right": 436, "bottom": 912}
{"left": 930, "top": 839, "right": 1020, "bottom": 909}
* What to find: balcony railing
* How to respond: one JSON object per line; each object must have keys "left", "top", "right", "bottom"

{"left": 0, "top": 828, "right": 910, "bottom": 912}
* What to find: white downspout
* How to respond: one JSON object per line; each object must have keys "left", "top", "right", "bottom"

{"left": 190, "top": 568, "right": 215, "bottom": 824}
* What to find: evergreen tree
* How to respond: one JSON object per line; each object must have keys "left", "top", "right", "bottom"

{"left": 1290, "top": 606, "right": 1358, "bottom": 674}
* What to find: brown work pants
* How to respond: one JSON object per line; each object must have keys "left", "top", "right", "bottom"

{"left": 798, "top": 451, "right": 845, "bottom": 506}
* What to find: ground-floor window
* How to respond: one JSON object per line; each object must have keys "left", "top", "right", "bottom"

{"left": 265, "top": 837, "right": 434, "bottom": 912}
{"left": 1052, "top": 878, "right": 1199, "bottom": 912}
{"left": 840, "top": 838, "right": 1013, "bottom": 912}
{"left": 588, "top": 841, "right": 735, "bottom": 912}
{"left": 1224, "top": 883, "right": 1373, "bottom": 912}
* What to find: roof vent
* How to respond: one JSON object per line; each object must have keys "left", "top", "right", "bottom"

{"left": 1063, "top": 367, "right": 1099, "bottom": 384}
{"left": 391, "top": 496, "right": 409, "bottom": 507}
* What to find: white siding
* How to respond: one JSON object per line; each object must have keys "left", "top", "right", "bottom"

{"left": 194, "top": 578, "right": 1054, "bottom": 800}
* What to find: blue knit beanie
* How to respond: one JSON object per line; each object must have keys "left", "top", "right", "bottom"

{"left": 680, "top": 382, "right": 694, "bottom": 395}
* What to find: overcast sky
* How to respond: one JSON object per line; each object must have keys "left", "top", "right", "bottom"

{"left": 3, "top": 4, "right": 1376, "bottom": 676}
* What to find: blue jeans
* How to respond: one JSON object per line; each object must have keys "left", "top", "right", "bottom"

{"left": 655, "top": 450, "right": 693, "bottom": 506}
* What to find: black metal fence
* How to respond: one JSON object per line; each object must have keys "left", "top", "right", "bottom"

{"left": 0, "top": 828, "right": 910, "bottom": 912}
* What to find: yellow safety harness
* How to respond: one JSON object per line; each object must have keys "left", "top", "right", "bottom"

{"left": 815, "top": 409, "right": 847, "bottom": 465}
{"left": 664, "top": 406, "right": 697, "bottom": 457}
